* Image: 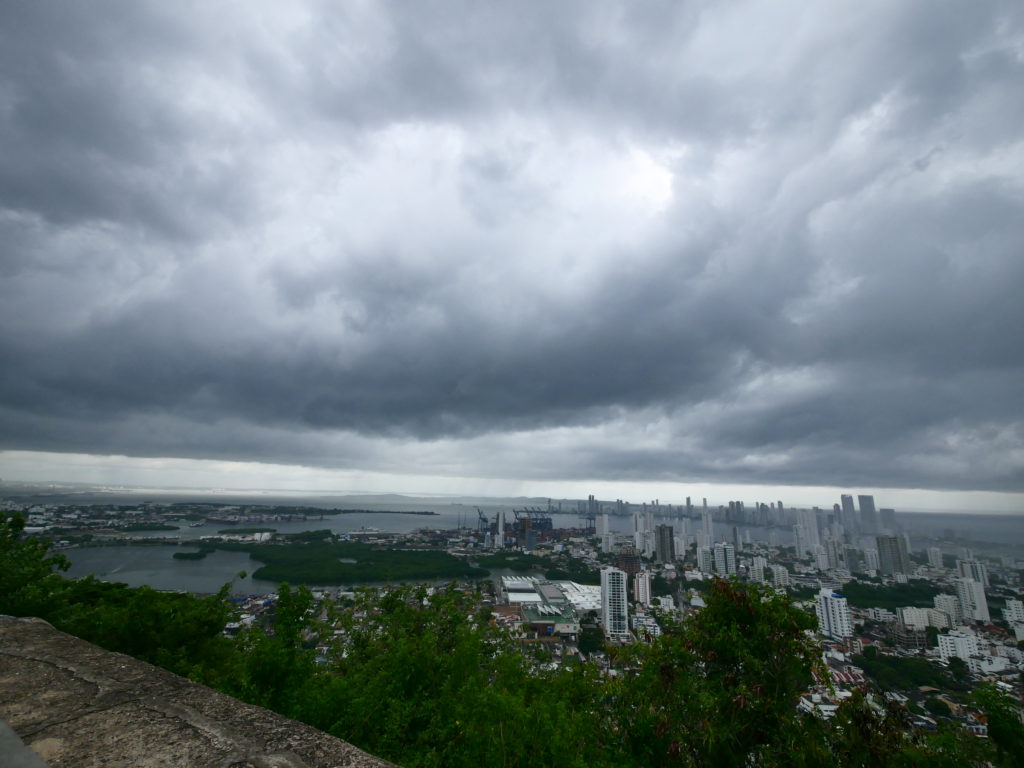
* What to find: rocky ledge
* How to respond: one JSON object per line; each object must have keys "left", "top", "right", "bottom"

{"left": 0, "top": 616, "right": 396, "bottom": 768}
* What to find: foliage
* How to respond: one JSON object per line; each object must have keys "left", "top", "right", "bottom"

{"left": 616, "top": 579, "right": 823, "bottom": 766}
{"left": 49, "top": 577, "right": 239, "bottom": 681}
{"left": 650, "top": 574, "right": 674, "bottom": 596}
{"left": 853, "top": 653, "right": 967, "bottom": 693}
{"left": 924, "top": 697, "right": 951, "bottom": 717}
{"left": 544, "top": 563, "right": 600, "bottom": 584}
{"left": 0, "top": 511, "right": 70, "bottom": 617}
{"left": 577, "top": 625, "right": 605, "bottom": 656}
{"left": 285, "top": 585, "right": 619, "bottom": 768}
{"left": 474, "top": 551, "right": 548, "bottom": 572}
{"left": 839, "top": 580, "right": 942, "bottom": 610}
{"left": 972, "top": 684, "right": 1024, "bottom": 767}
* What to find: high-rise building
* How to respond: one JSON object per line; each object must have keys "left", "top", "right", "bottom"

{"left": 825, "top": 539, "right": 844, "bottom": 571}
{"left": 955, "top": 578, "right": 990, "bottom": 624}
{"left": 938, "top": 629, "right": 981, "bottom": 662}
{"left": 655, "top": 524, "right": 675, "bottom": 563}
{"left": 494, "top": 509, "right": 505, "bottom": 549}
{"left": 844, "top": 547, "right": 862, "bottom": 572}
{"left": 697, "top": 546, "right": 714, "bottom": 575}
{"left": 816, "top": 588, "right": 853, "bottom": 640}
{"left": 713, "top": 542, "right": 736, "bottom": 576}
{"left": 956, "top": 559, "right": 989, "bottom": 587}
{"left": 600, "top": 567, "right": 629, "bottom": 639}
{"left": 617, "top": 548, "right": 641, "bottom": 578}
{"left": 1002, "top": 599, "right": 1024, "bottom": 623}
{"left": 770, "top": 565, "right": 790, "bottom": 588}
{"left": 864, "top": 548, "right": 880, "bottom": 572}
{"left": 597, "top": 513, "right": 610, "bottom": 536}
{"left": 634, "top": 570, "right": 652, "bottom": 607}
{"left": 751, "top": 556, "right": 768, "bottom": 583}
{"left": 876, "top": 536, "right": 910, "bottom": 576}
{"left": 840, "top": 494, "right": 857, "bottom": 532}
{"left": 701, "top": 508, "right": 713, "bottom": 549}
{"left": 858, "top": 495, "right": 878, "bottom": 534}
{"left": 797, "top": 508, "right": 821, "bottom": 550}
{"left": 879, "top": 508, "right": 897, "bottom": 533}
{"left": 927, "top": 547, "right": 944, "bottom": 569}
{"left": 934, "top": 594, "right": 963, "bottom": 626}
{"left": 793, "top": 524, "right": 806, "bottom": 556}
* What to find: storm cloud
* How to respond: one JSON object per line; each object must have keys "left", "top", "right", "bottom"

{"left": 1, "top": 1, "right": 1023, "bottom": 494}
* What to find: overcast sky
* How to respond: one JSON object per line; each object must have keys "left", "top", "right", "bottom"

{"left": 1, "top": 2, "right": 1022, "bottom": 510}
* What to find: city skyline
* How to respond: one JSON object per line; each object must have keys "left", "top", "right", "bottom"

{"left": 1, "top": 3, "right": 1022, "bottom": 511}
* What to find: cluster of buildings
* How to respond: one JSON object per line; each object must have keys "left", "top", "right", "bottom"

{"left": 8, "top": 490, "right": 1022, "bottom": 729}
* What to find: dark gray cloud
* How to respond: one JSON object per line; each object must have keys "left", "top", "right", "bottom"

{"left": 1, "top": 1, "right": 1023, "bottom": 494}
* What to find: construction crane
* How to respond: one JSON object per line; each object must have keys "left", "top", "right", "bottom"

{"left": 477, "top": 508, "right": 490, "bottom": 531}
{"left": 512, "top": 507, "right": 553, "bottom": 531}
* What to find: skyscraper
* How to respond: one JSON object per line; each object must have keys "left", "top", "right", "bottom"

{"left": 840, "top": 494, "right": 857, "bottom": 532}
{"left": 697, "top": 546, "right": 714, "bottom": 574}
{"left": 600, "top": 567, "right": 629, "bottom": 639}
{"left": 934, "top": 594, "right": 963, "bottom": 625}
{"left": 955, "top": 578, "right": 990, "bottom": 624}
{"left": 956, "top": 559, "right": 989, "bottom": 587}
{"left": 793, "top": 524, "right": 806, "bottom": 556}
{"left": 797, "top": 508, "right": 821, "bottom": 549}
{"left": 494, "top": 509, "right": 505, "bottom": 549}
{"left": 927, "top": 547, "right": 944, "bottom": 569}
{"left": 825, "top": 539, "right": 843, "bottom": 571}
{"left": 751, "top": 556, "right": 768, "bottom": 583}
{"left": 876, "top": 535, "right": 910, "bottom": 576}
{"left": 858, "top": 495, "right": 878, "bottom": 534}
{"left": 700, "top": 507, "right": 713, "bottom": 549}
{"left": 879, "top": 508, "right": 897, "bottom": 533}
{"left": 655, "top": 524, "right": 675, "bottom": 563}
{"left": 815, "top": 588, "right": 853, "bottom": 640}
{"left": 634, "top": 570, "right": 652, "bottom": 607}
{"left": 713, "top": 542, "right": 736, "bottom": 576}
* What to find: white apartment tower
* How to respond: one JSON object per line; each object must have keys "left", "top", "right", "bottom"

{"left": 697, "top": 546, "right": 714, "bottom": 575}
{"left": 634, "top": 570, "right": 652, "bottom": 608}
{"left": 815, "top": 588, "right": 853, "bottom": 640}
{"left": 600, "top": 567, "right": 629, "bottom": 639}
{"left": 714, "top": 542, "right": 736, "bottom": 576}
{"left": 938, "top": 629, "right": 980, "bottom": 663}
{"left": 955, "top": 578, "right": 990, "bottom": 624}
{"left": 934, "top": 594, "right": 963, "bottom": 626}
{"left": 956, "top": 559, "right": 989, "bottom": 586}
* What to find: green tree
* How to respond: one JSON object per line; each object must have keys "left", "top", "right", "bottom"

{"left": 947, "top": 655, "right": 968, "bottom": 682}
{"left": 617, "top": 579, "right": 824, "bottom": 767}
{"left": 972, "top": 684, "right": 1024, "bottom": 767}
{"left": 0, "top": 511, "right": 69, "bottom": 617}
{"left": 228, "top": 583, "right": 319, "bottom": 713}
{"left": 924, "top": 697, "right": 951, "bottom": 718}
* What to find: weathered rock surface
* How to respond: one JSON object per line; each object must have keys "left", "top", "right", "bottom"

{"left": 0, "top": 616, "right": 397, "bottom": 768}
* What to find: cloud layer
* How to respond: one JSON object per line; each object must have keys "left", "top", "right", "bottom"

{"left": 2, "top": 1, "right": 1023, "bottom": 492}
